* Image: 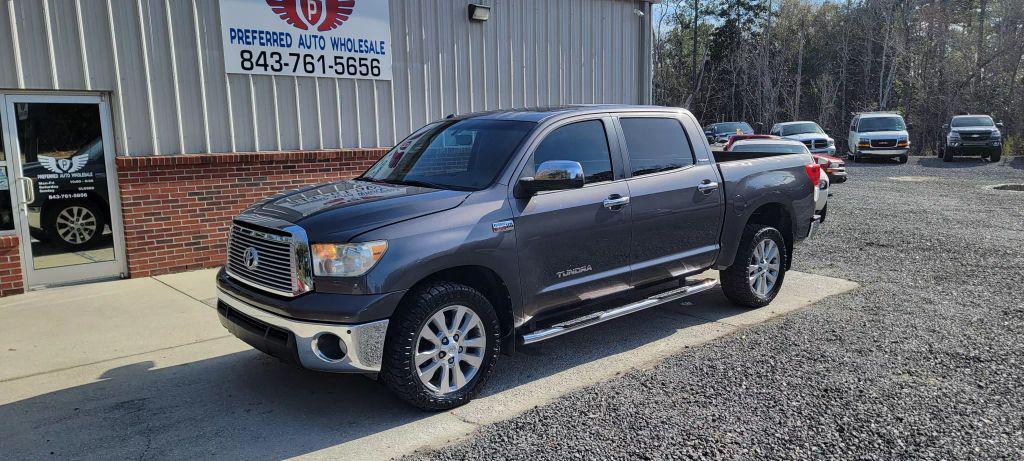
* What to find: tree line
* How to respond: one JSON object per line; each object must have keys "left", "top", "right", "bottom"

{"left": 653, "top": 0, "right": 1024, "bottom": 155}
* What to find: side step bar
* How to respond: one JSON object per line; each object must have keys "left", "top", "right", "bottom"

{"left": 520, "top": 278, "right": 720, "bottom": 345}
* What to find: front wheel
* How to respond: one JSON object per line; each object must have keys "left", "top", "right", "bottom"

{"left": 990, "top": 150, "right": 1001, "bottom": 162}
{"left": 898, "top": 155, "right": 908, "bottom": 164}
{"left": 943, "top": 147, "right": 954, "bottom": 162}
{"left": 721, "top": 225, "right": 788, "bottom": 308}
{"left": 380, "top": 282, "right": 501, "bottom": 410}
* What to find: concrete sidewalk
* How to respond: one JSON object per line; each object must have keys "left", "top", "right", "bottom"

{"left": 0, "top": 269, "right": 857, "bottom": 460}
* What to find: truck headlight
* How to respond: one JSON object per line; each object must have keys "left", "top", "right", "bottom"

{"left": 991, "top": 130, "right": 1001, "bottom": 138}
{"left": 827, "top": 138, "right": 835, "bottom": 147}
{"left": 947, "top": 132, "right": 960, "bottom": 140}
{"left": 312, "top": 241, "right": 388, "bottom": 277}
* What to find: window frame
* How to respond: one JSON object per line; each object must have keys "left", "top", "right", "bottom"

{"left": 613, "top": 114, "right": 698, "bottom": 180}
{"left": 512, "top": 115, "right": 624, "bottom": 194}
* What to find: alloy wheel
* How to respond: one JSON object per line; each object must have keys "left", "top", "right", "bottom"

{"left": 747, "top": 239, "right": 781, "bottom": 297}
{"left": 56, "top": 206, "right": 98, "bottom": 245}
{"left": 415, "top": 305, "right": 487, "bottom": 394}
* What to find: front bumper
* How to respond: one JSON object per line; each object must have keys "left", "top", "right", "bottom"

{"left": 218, "top": 289, "right": 389, "bottom": 373}
{"left": 855, "top": 148, "right": 908, "bottom": 157}
{"left": 809, "top": 146, "right": 837, "bottom": 155}
{"left": 947, "top": 142, "right": 1001, "bottom": 156}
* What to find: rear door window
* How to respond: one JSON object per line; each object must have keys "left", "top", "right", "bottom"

{"left": 525, "top": 120, "right": 613, "bottom": 183}
{"left": 619, "top": 117, "right": 695, "bottom": 176}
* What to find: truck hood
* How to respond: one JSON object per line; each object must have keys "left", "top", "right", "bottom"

{"left": 239, "top": 179, "right": 471, "bottom": 242}
{"left": 950, "top": 126, "right": 999, "bottom": 134}
{"left": 784, "top": 133, "right": 831, "bottom": 142}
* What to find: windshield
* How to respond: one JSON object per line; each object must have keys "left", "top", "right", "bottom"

{"left": 857, "top": 116, "right": 906, "bottom": 133}
{"left": 951, "top": 116, "right": 994, "bottom": 127}
{"left": 780, "top": 122, "right": 823, "bottom": 136}
{"left": 361, "top": 119, "right": 535, "bottom": 191}
{"left": 710, "top": 122, "right": 753, "bottom": 135}
{"left": 730, "top": 142, "right": 809, "bottom": 154}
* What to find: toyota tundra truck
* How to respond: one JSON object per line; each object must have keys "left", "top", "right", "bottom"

{"left": 216, "top": 105, "right": 824, "bottom": 410}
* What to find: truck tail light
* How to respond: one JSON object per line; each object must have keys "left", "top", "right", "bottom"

{"left": 804, "top": 164, "right": 821, "bottom": 187}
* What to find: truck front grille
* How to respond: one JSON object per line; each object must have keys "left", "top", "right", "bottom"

{"left": 871, "top": 139, "right": 897, "bottom": 148}
{"left": 227, "top": 222, "right": 300, "bottom": 297}
{"left": 802, "top": 140, "right": 828, "bottom": 149}
{"left": 960, "top": 131, "right": 990, "bottom": 141}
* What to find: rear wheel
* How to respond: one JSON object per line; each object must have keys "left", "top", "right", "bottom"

{"left": 721, "top": 225, "right": 787, "bottom": 308}
{"left": 380, "top": 282, "right": 501, "bottom": 410}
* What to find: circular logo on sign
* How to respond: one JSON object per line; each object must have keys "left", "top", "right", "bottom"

{"left": 243, "top": 247, "right": 260, "bottom": 270}
{"left": 266, "top": 0, "right": 356, "bottom": 32}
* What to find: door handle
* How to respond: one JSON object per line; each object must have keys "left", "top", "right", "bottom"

{"left": 697, "top": 180, "right": 720, "bottom": 194}
{"left": 602, "top": 195, "right": 630, "bottom": 210}
{"left": 17, "top": 177, "right": 35, "bottom": 206}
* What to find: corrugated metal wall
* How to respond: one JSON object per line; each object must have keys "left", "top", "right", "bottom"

{"left": 0, "top": 0, "right": 647, "bottom": 156}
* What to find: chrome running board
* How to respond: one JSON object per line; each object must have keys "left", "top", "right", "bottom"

{"left": 520, "top": 278, "right": 720, "bottom": 345}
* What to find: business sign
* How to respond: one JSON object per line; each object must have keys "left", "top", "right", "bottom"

{"left": 219, "top": 0, "right": 392, "bottom": 80}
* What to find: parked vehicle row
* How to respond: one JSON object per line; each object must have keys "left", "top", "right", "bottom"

{"left": 707, "top": 111, "right": 1009, "bottom": 165}
{"left": 216, "top": 105, "right": 824, "bottom": 410}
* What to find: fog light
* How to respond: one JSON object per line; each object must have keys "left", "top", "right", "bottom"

{"left": 313, "top": 333, "right": 347, "bottom": 362}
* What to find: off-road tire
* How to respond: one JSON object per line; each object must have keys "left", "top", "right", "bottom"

{"left": 380, "top": 282, "right": 501, "bottom": 411}
{"left": 721, "top": 224, "right": 788, "bottom": 308}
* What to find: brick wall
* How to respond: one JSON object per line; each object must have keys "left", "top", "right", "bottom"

{"left": 0, "top": 234, "right": 23, "bottom": 296}
{"left": 116, "top": 149, "right": 387, "bottom": 278}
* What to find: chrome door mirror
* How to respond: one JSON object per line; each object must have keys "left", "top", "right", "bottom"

{"left": 517, "top": 160, "right": 585, "bottom": 196}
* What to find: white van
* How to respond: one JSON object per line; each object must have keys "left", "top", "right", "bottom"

{"left": 847, "top": 112, "right": 910, "bottom": 163}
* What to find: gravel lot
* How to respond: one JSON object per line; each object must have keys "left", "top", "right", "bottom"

{"left": 408, "top": 156, "right": 1024, "bottom": 460}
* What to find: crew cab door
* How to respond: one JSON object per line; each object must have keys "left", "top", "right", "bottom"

{"left": 510, "top": 118, "right": 633, "bottom": 321}
{"left": 614, "top": 114, "right": 724, "bottom": 286}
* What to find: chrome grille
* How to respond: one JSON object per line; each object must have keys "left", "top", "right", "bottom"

{"left": 227, "top": 223, "right": 297, "bottom": 296}
{"left": 960, "top": 131, "right": 990, "bottom": 141}
{"left": 871, "top": 139, "right": 897, "bottom": 148}
{"left": 802, "top": 140, "right": 828, "bottom": 149}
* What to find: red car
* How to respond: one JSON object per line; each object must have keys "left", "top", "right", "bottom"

{"left": 812, "top": 153, "right": 847, "bottom": 184}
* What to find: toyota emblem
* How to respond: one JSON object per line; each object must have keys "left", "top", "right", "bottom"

{"left": 243, "top": 247, "right": 260, "bottom": 270}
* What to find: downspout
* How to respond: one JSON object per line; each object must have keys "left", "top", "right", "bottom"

{"left": 638, "top": 1, "right": 655, "bottom": 104}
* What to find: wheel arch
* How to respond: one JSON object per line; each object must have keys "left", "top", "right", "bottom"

{"left": 715, "top": 201, "right": 796, "bottom": 270}
{"left": 400, "top": 265, "right": 516, "bottom": 354}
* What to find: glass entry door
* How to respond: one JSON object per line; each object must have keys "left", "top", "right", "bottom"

{"left": 0, "top": 94, "right": 127, "bottom": 287}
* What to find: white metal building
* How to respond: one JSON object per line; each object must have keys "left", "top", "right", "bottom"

{"left": 0, "top": 0, "right": 654, "bottom": 156}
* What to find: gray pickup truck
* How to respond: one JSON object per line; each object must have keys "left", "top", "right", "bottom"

{"left": 216, "top": 105, "right": 823, "bottom": 410}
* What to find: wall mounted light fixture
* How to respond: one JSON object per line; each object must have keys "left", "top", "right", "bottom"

{"left": 468, "top": 4, "right": 491, "bottom": 22}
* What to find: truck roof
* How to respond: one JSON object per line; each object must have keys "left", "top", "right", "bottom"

{"left": 449, "top": 105, "right": 687, "bottom": 123}
{"left": 776, "top": 121, "right": 819, "bottom": 126}
{"left": 855, "top": 112, "right": 904, "bottom": 119}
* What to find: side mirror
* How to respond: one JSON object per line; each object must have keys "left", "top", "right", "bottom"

{"left": 907, "top": 123, "right": 915, "bottom": 130}
{"left": 517, "top": 160, "right": 585, "bottom": 196}
{"left": 996, "top": 122, "right": 1004, "bottom": 128}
